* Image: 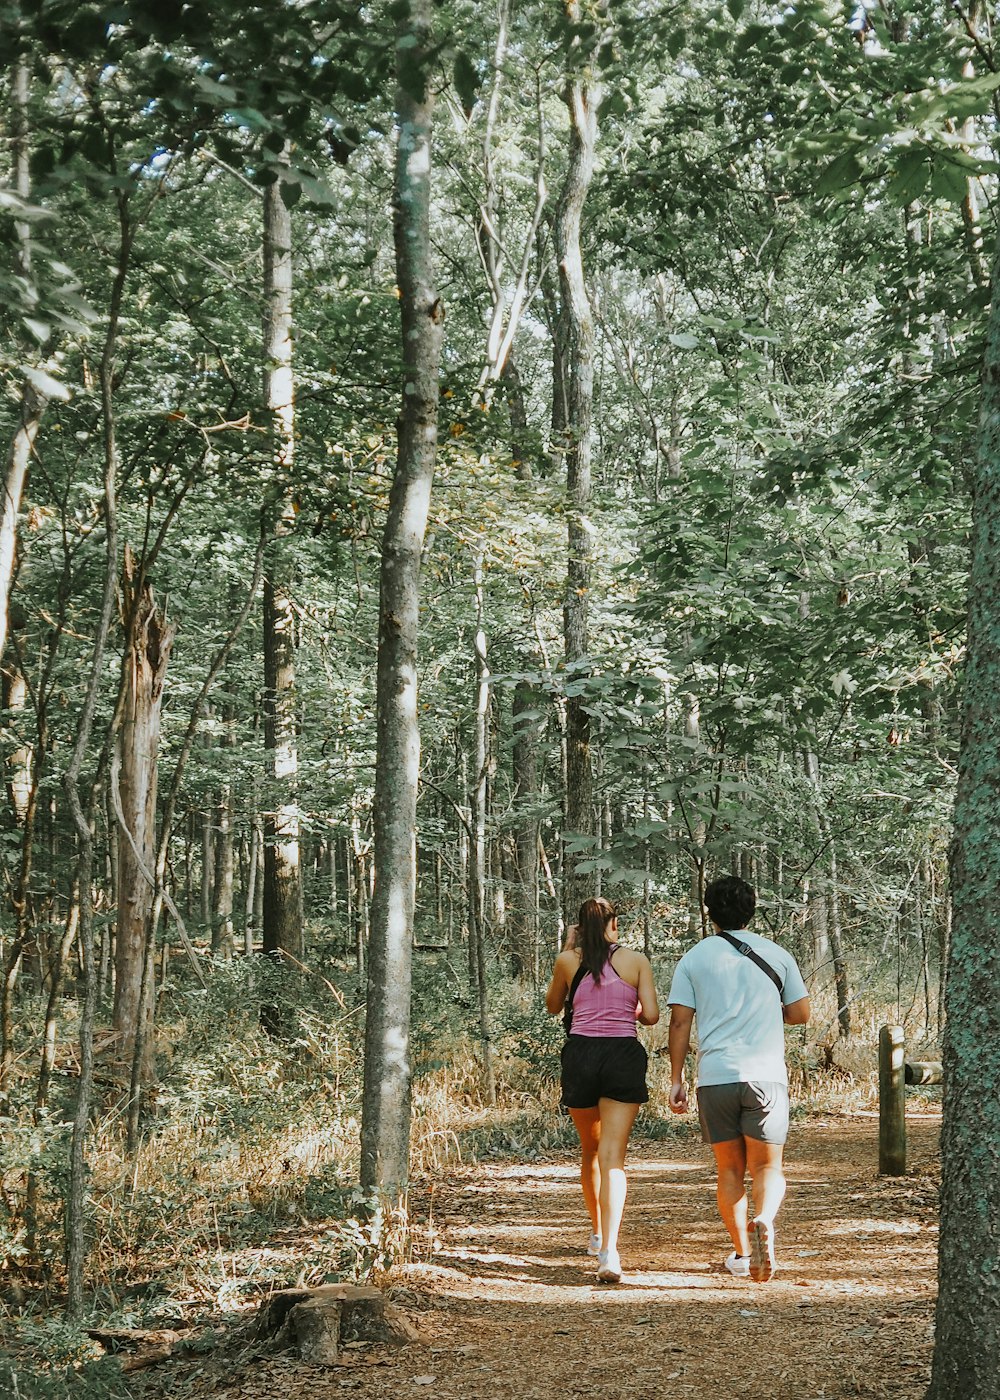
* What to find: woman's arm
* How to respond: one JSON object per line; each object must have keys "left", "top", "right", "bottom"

{"left": 636, "top": 954, "right": 660, "bottom": 1025}
{"left": 545, "top": 951, "right": 574, "bottom": 1015}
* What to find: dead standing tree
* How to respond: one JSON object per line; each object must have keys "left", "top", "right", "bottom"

{"left": 112, "top": 547, "right": 175, "bottom": 1085}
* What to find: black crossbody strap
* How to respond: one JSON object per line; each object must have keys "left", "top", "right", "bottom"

{"left": 563, "top": 964, "right": 588, "bottom": 1034}
{"left": 718, "top": 931, "right": 783, "bottom": 996}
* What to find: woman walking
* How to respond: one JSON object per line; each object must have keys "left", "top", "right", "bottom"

{"left": 546, "top": 897, "right": 659, "bottom": 1282}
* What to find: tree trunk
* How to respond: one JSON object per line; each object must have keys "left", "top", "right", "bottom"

{"left": 469, "top": 552, "right": 495, "bottom": 1103}
{"left": 804, "top": 748, "right": 850, "bottom": 1035}
{"left": 64, "top": 187, "right": 133, "bottom": 1320}
{"left": 261, "top": 164, "right": 302, "bottom": 961}
{"left": 360, "top": 0, "right": 442, "bottom": 1196}
{"left": 212, "top": 683, "right": 236, "bottom": 959}
{"left": 0, "top": 61, "right": 47, "bottom": 667}
{"left": 555, "top": 13, "right": 601, "bottom": 921}
{"left": 927, "top": 222, "right": 1000, "bottom": 1397}
{"left": 509, "top": 680, "right": 540, "bottom": 979}
{"left": 113, "top": 549, "right": 175, "bottom": 1083}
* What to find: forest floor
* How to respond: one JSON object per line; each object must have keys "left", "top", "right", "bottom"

{"left": 130, "top": 1111, "right": 941, "bottom": 1400}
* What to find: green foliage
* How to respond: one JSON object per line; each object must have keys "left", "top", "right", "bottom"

{"left": 0, "top": 1333, "right": 130, "bottom": 1400}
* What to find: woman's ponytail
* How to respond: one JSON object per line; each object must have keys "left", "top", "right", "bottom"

{"left": 577, "top": 896, "right": 617, "bottom": 978}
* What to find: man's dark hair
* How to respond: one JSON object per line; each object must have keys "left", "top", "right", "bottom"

{"left": 704, "top": 875, "right": 756, "bottom": 931}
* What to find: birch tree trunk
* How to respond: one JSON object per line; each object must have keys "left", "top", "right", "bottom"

{"left": 360, "top": 0, "right": 443, "bottom": 1195}
{"left": 555, "top": 9, "right": 601, "bottom": 920}
{"left": 470, "top": 553, "right": 495, "bottom": 1102}
{"left": 261, "top": 167, "right": 302, "bottom": 960}
{"left": 927, "top": 221, "right": 1000, "bottom": 1399}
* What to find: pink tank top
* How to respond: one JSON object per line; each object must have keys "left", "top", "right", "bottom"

{"left": 569, "top": 948, "right": 639, "bottom": 1038}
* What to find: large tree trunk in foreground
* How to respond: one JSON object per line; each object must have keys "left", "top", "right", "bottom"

{"left": 113, "top": 550, "right": 174, "bottom": 1082}
{"left": 926, "top": 227, "right": 1000, "bottom": 1399}
{"left": 554, "top": 18, "right": 600, "bottom": 921}
{"left": 261, "top": 169, "right": 303, "bottom": 961}
{"left": 360, "top": 0, "right": 443, "bottom": 1196}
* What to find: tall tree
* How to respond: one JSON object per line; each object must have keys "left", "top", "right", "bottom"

{"left": 112, "top": 548, "right": 175, "bottom": 1083}
{"left": 554, "top": 3, "right": 602, "bottom": 920}
{"left": 928, "top": 226, "right": 1000, "bottom": 1398}
{"left": 1, "top": 59, "right": 47, "bottom": 665}
{"left": 261, "top": 165, "right": 303, "bottom": 961}
{"left": 360, "top": 0, "right": 443, "bottom": 1197}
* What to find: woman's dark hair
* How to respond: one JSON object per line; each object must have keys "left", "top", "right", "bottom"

{"left": 577, "top": 896, "right": 617, "bottom": 978}
{"left": 704, "top": 875, "right": 755, "bottom": 931}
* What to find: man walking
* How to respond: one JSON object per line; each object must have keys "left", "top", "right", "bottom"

{"left": 667, "top": 876, "right": 810, "bottom": 1282}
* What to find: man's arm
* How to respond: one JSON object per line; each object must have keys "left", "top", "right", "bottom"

{"left": 783, "top": 996, "right": 810, "bottom": 1026}
{"left": 668, "top": 1004, "right": 695, "bottom": 1112}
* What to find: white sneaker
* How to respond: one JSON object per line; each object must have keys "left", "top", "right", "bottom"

{"left": 597, "top": 1248, "right": 622, "bottom": 1283}
{"left": 725, "top": 1251, "right": 750, "bottom": 1278}
{"left": 587, "top": 1232, "right": 601, "bottom": 1257}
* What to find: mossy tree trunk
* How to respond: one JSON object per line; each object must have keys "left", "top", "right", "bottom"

{"left": 927, "top": 224, "right": 1000, "bottom": 1398}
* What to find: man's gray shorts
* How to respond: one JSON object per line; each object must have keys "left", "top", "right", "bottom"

{"left": 696, "top": 1081, "right": 789, "bottom": 1145}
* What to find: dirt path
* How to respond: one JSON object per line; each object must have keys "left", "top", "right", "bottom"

{"left": 144, "top": 1115, "right": 940, "bottom": 1400}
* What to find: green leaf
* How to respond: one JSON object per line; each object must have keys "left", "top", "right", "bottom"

{"left": 816, "top": 150, "right": 864, "bottom": 198}
{"left": 19, "top": 365, "right": 71, "bottom": 402}
{"left": 666, "top": 27, "right": 687, "bottom": 58}
{"left": 453, "top": 51, "right": 481, "bottom": 114}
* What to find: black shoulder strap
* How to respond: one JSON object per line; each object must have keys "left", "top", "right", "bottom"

{"left": 718, "top": 931, "right": 783, "bottom": 996}
{"left": 563, "top": 963, "right": 588, "bottom": 1034}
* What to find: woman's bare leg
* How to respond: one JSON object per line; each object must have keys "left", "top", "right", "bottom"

{"left": 595, "top": 1098, "right": 640, "bottom": 1256}
{"left": 568, "top": 1107, "right": 602, "bottom": 1236}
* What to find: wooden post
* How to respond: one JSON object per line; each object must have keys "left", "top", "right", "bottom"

{"left": 879, "top": 1024, "right": 906, "bottom": 1175}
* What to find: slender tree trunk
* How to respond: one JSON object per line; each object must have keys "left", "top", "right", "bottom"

{"left": 64, "top": 189, "right": 132, "bottom": 1320}
{"left": 0, "top": 61, "right": 47, "bottom": 667}
{"left": 555, "top": 15, "right": 601, "bottom": 920}
{"left": 261, "top": 165, "right": 302, "bottom": 961}
{"left": 927, "top": 219, "right": 1000, "bottom": 1400}
{"left": 804, "top": 749, "right": 850, "bottom": 1035}
{"left": 113, "top": 550, "right": 175, "bottom": 1083}
{"left": 212, "top": 680, "right": 236, "bottom": 959}
{"left": 469, "top": 553, "right": 495, "bottom": 1103}
{"left": 509, "top": 680, "right": 540, "bottom": 979}
{"left": 360, "top": 0, "right": 443, "bottom": 1195}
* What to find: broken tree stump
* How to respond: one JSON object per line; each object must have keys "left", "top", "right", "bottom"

{"left": 254, "top": 1283, "right": 418, "bottom": 1365}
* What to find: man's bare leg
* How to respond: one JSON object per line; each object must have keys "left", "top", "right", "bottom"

{"left": 745, "top": 1138, "right": 786, "bottom": 1225}
{"left": 745, "top": 1138, "right": 785, "bottom": 1281}
{"left": 711, "top": 1137, "right": 750, "bottom": 1257}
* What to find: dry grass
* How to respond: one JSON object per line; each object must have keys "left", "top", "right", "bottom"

{"left": 0, "top": 964, "right": 943, "bottom": 1330}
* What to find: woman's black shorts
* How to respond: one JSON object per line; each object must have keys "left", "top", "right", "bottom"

{"left": 560, "top": 1035, "right": 649, "bottom": 1109}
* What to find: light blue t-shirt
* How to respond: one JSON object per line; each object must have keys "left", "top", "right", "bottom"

{"left": 667, "top": 930, "right": 808, "bottom": 1087}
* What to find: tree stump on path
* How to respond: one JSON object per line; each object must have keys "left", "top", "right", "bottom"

{"left": 254, "top": 1283, "right": 418, "bottom": 1365}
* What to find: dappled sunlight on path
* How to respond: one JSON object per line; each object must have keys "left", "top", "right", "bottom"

{"left": 146, "top": 1118, "right": 938, "bottom": 1400}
